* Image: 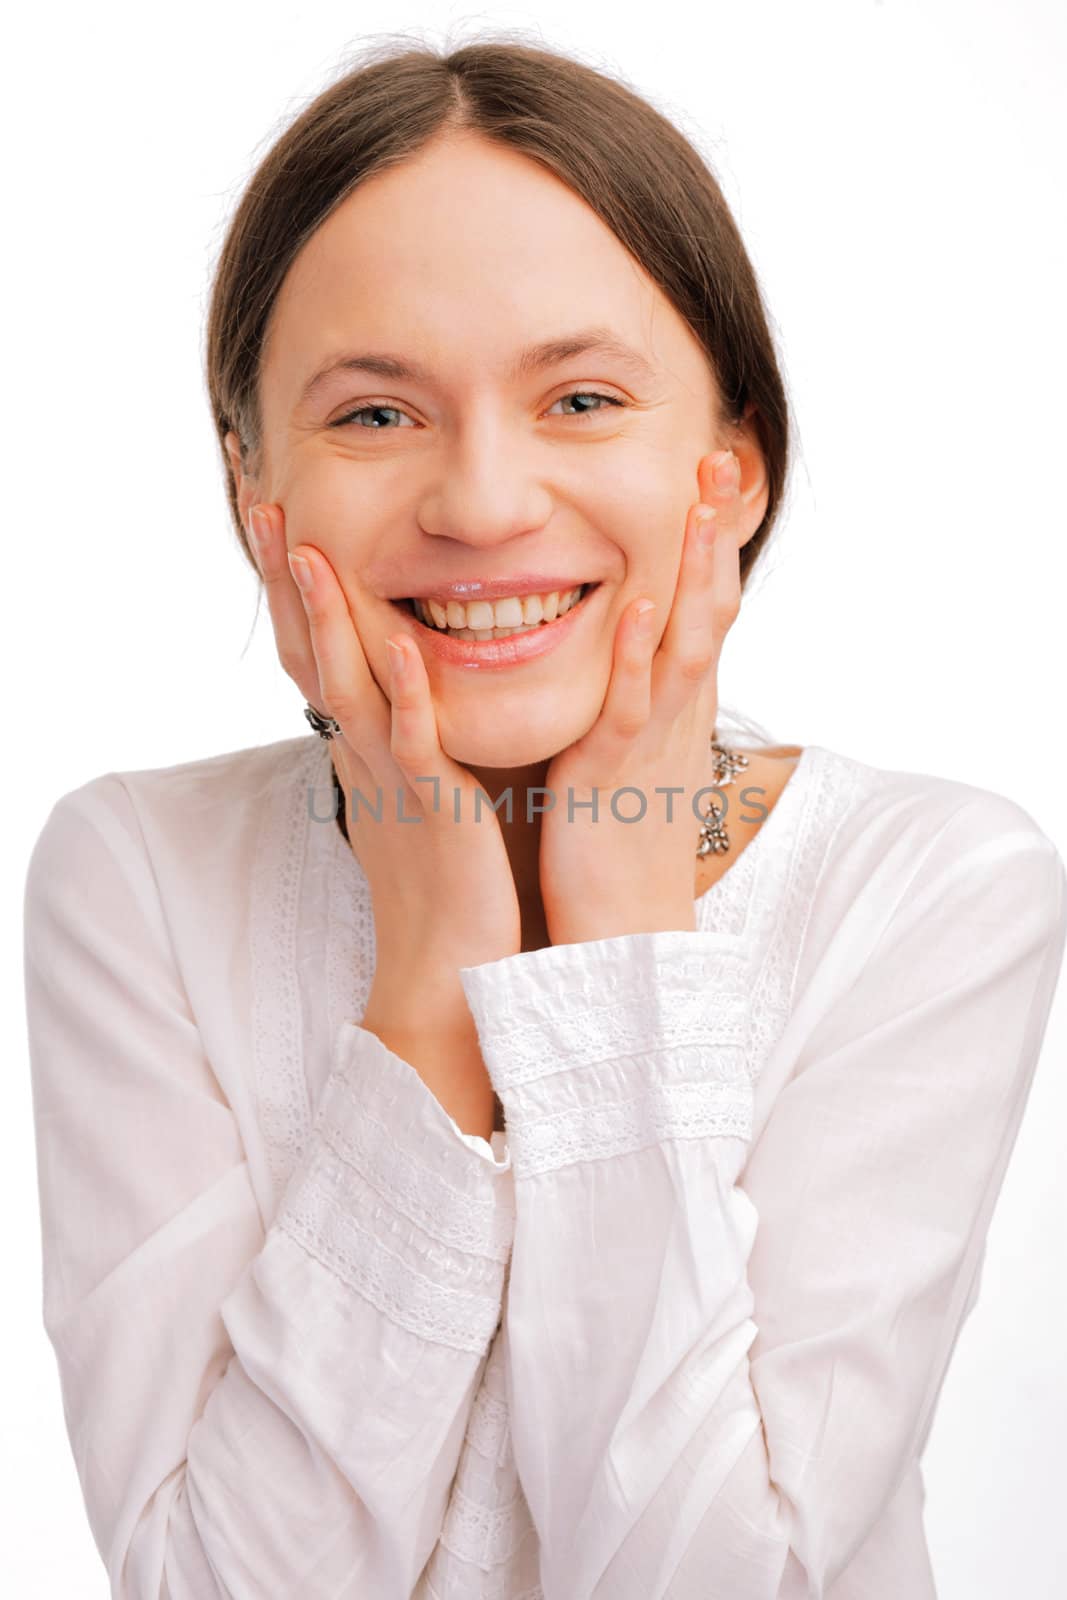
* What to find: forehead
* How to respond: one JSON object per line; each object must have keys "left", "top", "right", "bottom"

{"left": 262, "top": 133, "right": 709, "bottom": 401}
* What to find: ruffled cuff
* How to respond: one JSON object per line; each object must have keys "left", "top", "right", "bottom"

{"left": 458, "top": 930, "right": 754, "bottom": 1179}
{"left": 272, "top": 1021, "right": 515, "bottom": 1354}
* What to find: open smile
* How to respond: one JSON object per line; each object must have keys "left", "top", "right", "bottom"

{"left": 388, "top": 582, "right": 603, "bottom": 669}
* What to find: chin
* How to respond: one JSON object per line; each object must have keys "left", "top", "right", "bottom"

{"left": 438, "top": 703, "right": 594, "bottom": 770}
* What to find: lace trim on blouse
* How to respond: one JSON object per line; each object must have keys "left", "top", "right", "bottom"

{"left": 251, "top": 738, "right": 859, "bottom": 1203}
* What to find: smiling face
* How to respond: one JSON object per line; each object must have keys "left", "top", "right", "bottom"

{"left": 229, "top": 130, "right": 766, "bottom": 768}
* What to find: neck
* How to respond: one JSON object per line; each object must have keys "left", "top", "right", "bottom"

{"left": 463, "top": 757, "right": 551, "bottom": 921}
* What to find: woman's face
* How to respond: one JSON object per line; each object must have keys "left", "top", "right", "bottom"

{"left": 232, "top": 131, "right": 768, "bottom": 768}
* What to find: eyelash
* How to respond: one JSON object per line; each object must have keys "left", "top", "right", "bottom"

{"left": 328, "top": 390, "right": 628, "bottom": 430}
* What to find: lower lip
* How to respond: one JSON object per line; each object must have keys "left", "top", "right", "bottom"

{"left": 390, "top": 585, "right": 602, "bottom": 670}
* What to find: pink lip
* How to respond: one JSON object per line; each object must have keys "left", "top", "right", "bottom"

{"left": 394, "top": 583, "right": 602, "bottom": 670}
{"left": 393, "top": 574, "right": 594, "bottom": 603}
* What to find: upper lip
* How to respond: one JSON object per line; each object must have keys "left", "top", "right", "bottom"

{"left": 393, "top": 574, "right": 596, "bottom": 603}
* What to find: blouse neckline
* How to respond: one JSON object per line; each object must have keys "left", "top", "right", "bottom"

{"left": 694, "top": 744, "right": 818, "bottom": 911}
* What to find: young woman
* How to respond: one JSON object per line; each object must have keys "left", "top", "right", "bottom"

{"left": 24, "top": 36, "right": 1066, "bottom": 1600}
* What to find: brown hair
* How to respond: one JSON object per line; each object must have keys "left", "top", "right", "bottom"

{"left": 206, "top": 32, "right": 790, "bottom": 590}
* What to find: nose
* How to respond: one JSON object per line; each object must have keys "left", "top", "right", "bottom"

{"left": 416, "top": 420, "right": 553, "bottom": 551}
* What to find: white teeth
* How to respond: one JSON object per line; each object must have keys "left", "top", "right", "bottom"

{"left": 493, "top": 596, "right": 524, "bottom": 627}
{"left": 411, "top": 585, "right": 589, "bottom": 633}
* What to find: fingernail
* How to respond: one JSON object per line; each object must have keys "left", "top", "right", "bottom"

{"left": 288, "top": 552, "right": 312, "bottom": 593}
{"left": 695, "top": 504, "right": 717, "bottom": 545}
{"left": 386, "top": 638, "right": 407, "bottom": 677}
{"left": 635, "top": 599, "right": 657, "bottom": 632}
{"left": 246, "top": 515, "right": 271, "bottom": 566}
{"left": 713, "top": 451, "right": 740, "bottom": 491}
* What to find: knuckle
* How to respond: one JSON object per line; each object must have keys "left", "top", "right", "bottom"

{"left": 297, "top": 593, "right": 325, "bottom": 626}
{"left": 277, "top": 645, "right": 308, "bottom": 683}
{"left": 260, "top": 564, "right": 287, "bottom": 591}
{"left": 389, "top": 733, "right": 423, "bottom": 772}
{"left": 713, "top": 593, "right": 741, "bottom": 630}
{"left": 679, "top": 648, "right": 715, "bottom": 683}
{"left": 613, "top": 708, "right": 649, "bottom": 740}
{"left": 387, "top": 706, "right": 418, "bottom": 752}
{"left": 323, "top": 687, "right": 357, "bottom": 724}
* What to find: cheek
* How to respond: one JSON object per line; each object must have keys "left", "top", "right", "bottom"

{"left": 610, "top": 485, "right": 692, "bottom": 590}
{"left": 591, "top": 446, "right": 693, "bottom": 546}
{"left": 274, "top": 469, "right": 383, "bottom": 571}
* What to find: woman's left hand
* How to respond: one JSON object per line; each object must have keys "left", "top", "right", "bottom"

{"left": 541, "top": 448, "right": 744, "bottom": 946}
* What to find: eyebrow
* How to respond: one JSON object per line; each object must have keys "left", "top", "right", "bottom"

{"left": 296, "top": 325, "right": 660, "bottom": 406}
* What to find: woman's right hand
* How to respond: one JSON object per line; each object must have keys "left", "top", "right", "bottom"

{"left": 246, "top": 502, "right": 521, "bottom": 1110}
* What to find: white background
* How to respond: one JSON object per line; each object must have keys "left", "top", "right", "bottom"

{"left": 4, "top": 1, "right": 1065, "bottom": 1593}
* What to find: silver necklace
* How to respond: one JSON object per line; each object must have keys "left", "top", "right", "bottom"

{"left": 696, "top": 742, "right": 749, "bottom": 858}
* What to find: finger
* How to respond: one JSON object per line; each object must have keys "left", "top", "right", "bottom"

{"left": 702, "top": 458, "right": 743, "bottom": 643}
{"left": 248, "top": 505, "right": 325, "bottom": 711}
{"left": 384, "top": 634, "right": 448, "bottom": 784}
{"left": 596, "top": 596, "right": 659, "bottom": 751}
{"left": 694, "top": 448, "right": 744, "bottom": 588}
{"left": 287, "top": 539, "right": 392, "bottom": 764}
{"left": 653, "top": 500, "right": 721, "bottom": 719}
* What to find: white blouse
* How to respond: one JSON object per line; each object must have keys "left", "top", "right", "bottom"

{"left": 22, "top": 730, "right": 1066, "bottom": 1599}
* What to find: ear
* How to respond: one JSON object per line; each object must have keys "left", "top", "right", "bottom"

{"left": 223, "top": 431, "right": 261, "bottom": 536}
{"left": 725, "top": 404, "right": 770, "bottom": 551}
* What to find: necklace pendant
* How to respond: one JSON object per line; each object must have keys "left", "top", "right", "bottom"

{"left": 710, "top": 743, "right": 750, "bottom": 784}
{"left": 697, "top": 806, "right": 730, "bottom": 857}
{"left": 694, "top": 740, "right": 750, "bottom": 860}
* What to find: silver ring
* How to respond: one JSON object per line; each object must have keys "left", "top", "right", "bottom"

{"left": 304, "top": 703, "right": 342, "bottom": 741}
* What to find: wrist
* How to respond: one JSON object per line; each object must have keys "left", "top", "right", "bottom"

{"left": 547, "top": 901, "right": 697, "bottom": 945}
{"left": 360, "top": 1009, "right": 495, "bottom": 1142}
{"left": 363, "top": 968, "right": 476, "bottom": 1041}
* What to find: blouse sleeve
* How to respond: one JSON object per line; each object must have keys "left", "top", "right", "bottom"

{"left": 456, "top": 796, "right": 1067, "bottom": 1599}
{"left": 23, "top": 775, "right": 515, "bottom": 1600}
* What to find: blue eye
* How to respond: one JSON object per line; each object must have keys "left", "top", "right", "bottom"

{"left": 331, "top": 404, "right": 414, "bottom": 430}
{"left": 546, "top": 390, "right": 626, "bottom": 419}
{"left": 329, "top": 390, "right": 627, "bottom": 430}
